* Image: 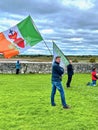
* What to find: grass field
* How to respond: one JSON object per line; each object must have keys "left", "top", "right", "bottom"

{"left": 0, "top": 74, "right": 98, "bottom": 130}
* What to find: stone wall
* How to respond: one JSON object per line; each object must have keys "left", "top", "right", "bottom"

{"left": 0, "top": 62, "right": 98, "bottom": 74}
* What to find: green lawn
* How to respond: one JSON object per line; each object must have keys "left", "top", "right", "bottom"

{"left": 0, "top": 74, "right": 98, "bottom": 130}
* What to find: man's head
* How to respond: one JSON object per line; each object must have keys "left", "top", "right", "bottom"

{"left": 69, "top": 60, "right": 72, "bottom": 64}
{"left": 55, "top": 56, "right": 61, "bottom": 63}
{"left": 17, "top": 60, "right": 20, "bottom": 64}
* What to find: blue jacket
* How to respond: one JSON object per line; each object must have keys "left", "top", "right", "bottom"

{"left": 16, "top": 61, "right": 21, "bottom": 69}
{"left": 52, "top": 61, "right": 64, "bottom": 82}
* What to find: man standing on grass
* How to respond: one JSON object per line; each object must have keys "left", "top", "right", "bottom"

{"left": 51, "top": 56, "right": 70, "bottom": 109}
{"left": 16, "top": 60, "right": 21, "bottom": 74}
{"left": 66, "top": 60, "right": 74, "bottom": 88}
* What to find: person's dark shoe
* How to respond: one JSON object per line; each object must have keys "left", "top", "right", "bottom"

{"left": 66, "top": 84, "right": 70, "bottom": 88}
{"left": 86, "top": 82, "right": 90, "bottom": 86}
{"left": 51, "top": 103, "right": 56, "bottom": 106}
{"left": 63, "top": 105, "right": 70, "bottom": 109}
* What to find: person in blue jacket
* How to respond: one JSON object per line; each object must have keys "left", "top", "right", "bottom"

{"left": 51, "top": 56, "right": 70, "bottom": 109}
{"left": 16, "top": 60, "right": 21, "bottom": 74}
{"left": 66, "top": 60, "right": 74, "bottom": 88}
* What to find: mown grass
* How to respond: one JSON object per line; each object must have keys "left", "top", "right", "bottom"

{"left": 0, "top": 74, "right": 98, "bottom": 130}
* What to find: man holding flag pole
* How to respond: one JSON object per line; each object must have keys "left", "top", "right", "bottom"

{"left": 51, "top": 41, "right": 70, "bottom": 109}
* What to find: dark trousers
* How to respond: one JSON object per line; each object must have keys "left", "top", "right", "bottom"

{"left": 66, "top": 75, "right": 72, "bottom": 87}
{"left": 16, "top": 69, "right": 20, "bottom": 74}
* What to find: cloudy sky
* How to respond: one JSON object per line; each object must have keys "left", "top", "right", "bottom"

{"left": 0, "top": 0, "right": 98, "bottom": 55}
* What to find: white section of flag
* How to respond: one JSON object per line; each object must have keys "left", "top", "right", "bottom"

{"left": 53, "top": 41, "right": 69, "bottom": 68}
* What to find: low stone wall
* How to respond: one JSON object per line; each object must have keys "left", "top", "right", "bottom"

{"left": 0, "top": 62, "right": 98, "bottom": 74}
{"left": 0, "top": 62, "right": 52, "bottom": 74}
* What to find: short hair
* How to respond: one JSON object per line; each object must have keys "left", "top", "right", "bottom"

{"left": 92, "top": 67, "right": 96, "bottom": 71}
{"left": 55, "top": 56, "right": 61, "bottom": 60}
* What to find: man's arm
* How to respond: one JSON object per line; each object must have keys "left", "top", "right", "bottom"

{"left": 56, "top": 65, "right": 64, "bottom": 75}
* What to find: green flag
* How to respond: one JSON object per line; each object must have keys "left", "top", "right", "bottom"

{"left": 1, "top": 15, "right": 43, "bottom": 58}
{"left": 53, "top": 41, "right": 69, "bottom": 68}
{"left": 17, "top": 15, "right": 43, "bottom": 46}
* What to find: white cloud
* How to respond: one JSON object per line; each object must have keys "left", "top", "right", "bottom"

{"left": 61, "top": 0, "right": 95, "bottom": 10}
{"left": 0, "top": 0, "right": 98, "bottom": 55}
{"left": 41, "top": 29, "right": 54, "bottom": 34}
{"left": 68, "top": 37, "right": 84, "bottom": 42}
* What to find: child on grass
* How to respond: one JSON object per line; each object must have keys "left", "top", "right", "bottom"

{"left": 87, "top": 67, "right": 98, "bottom": 86}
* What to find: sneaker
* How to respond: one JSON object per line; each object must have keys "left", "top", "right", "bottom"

{"left": 63, "top": 105, "right": 70, "bottom": 109}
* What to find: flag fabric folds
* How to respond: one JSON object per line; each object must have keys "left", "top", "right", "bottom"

{"left": 0, "top": 33, "right": 19, "bottom": 58}
{"left": 0, "top": 16, "right": 43, "bottom": 58}
{"left": 53, "top": 41, "right": 69, "bottom": 68}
